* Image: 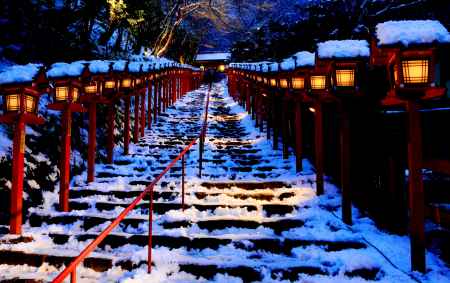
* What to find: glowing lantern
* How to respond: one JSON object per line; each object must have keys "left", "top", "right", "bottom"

{"left": 310, "top": 75, "right": 327, "bottom": 90}
{"left": 218, "top": 65, "right": 226, "bottom": 72}
{"left": 84, "top": 82, "right": 97, "bottom": 94}
{"left": 270, "top": 78, "right": 277, "bottom": 87}
{"left": 104, "top": 80, "right": 116, "bottom": 89}
{"left": 401, "top": 59, "right": 429, "bottom": 85}
{"left": 5, "top": 94, "right": 20, "bottom": 112}
{"left": 292, "top": 77, "right": 305, "bottom": 89}
{"left": 280, "top": 79, "right": 289, "bottom": 89}
{"left": 53, "top": 85, "right": 80, "bottom": 103}
{"left": 121, "top": 78, "right": 132, "bottom": 88}
{"left": 335, "top": 69, "right": 355, "bottom": 87}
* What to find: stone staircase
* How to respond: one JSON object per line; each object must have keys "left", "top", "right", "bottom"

{"left": 0, "top": 82, "right": 417, "bottom": 282}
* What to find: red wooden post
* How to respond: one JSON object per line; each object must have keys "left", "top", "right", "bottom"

{"left": 147, "top": 186, "right": 153, "bottom": 273}
{"left": 140, "top": 93, "right": 145, "bottom": 137}
{"left": 147, "top": 81, "right": 152, "bottom": 129}
{"left": 272, "top": 95, "right": 279, "bottom": 150}
{"left": 133, "top": 95, "right": 139, "bottom": 143}
{"left": 281, "top": 96, "right": 289, "bottom": 159}
{"left": 246, "top": 83, "right": 251, "bottom": 113}
{"left": 407, "top": 100, "right": 425, "bottom": 272}
{"left": 181, "top": 155, "right": 185, "bottom": 211}
{"left": 315, "top": 101, "right": 324, "bottom": 195}
{"left": 294, "top": 99, "right": 303, "bottom": 172}
{"left": 153, "top": 80, "right": 158, "bottom": 122}
{"left": 340, "top": 107, "right": 351, "bottom": 225}
{"left": 10, "top": 118, "right": 25, "bottom": 234}
{"left": 107, "top": 104, "right": 115, "bottom": 164}
{"left": 70, "top": 269, "right": 76, "bottom": 283}
{"left": 59, "top": 107, "right": 72, "bottom": 211}
{"left": 87, "top": 103, "right": 97, "bottom": 183}
{"left": 124, "top": 97, "right": 130, "bottom": 155}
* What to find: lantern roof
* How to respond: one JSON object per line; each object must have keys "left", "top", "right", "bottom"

{"left": 0, "top": 63, "right": 43, "bottom": 85}
{"left": 375, "top": 20, "right": 450, "bottom": 47}
{"left": 317, "top": 40, "right": 370, "bottom": 59}
{"left": 112, "top": 60, "right": 127, "bottom": 72}
{"left": 128, "top": 61, "right": 142, "bottom": 73}
{"left": 88, "top": 60, "right": 111, "bottom": 74}
{"left": 47, "top": 61, "right": 85, "bottom": 79}
{"left": 281, "top": 51, "right": 315, "bottom": 70}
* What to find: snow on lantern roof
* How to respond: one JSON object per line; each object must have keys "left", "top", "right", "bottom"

{"left": 47, "top": 61, "right": 86, "bottom": 78}
{"left": 317, "top": 40, "right": 370, "bottom": 59}
{"left": 88, "top": 60, "right": 110, "bottom": 74}
{"left": 195, "top": 52, "right": 231, "bottom": 62}
{"left": 128, "top": 62, "right": 142, "bottom": 73}
{"left": 376, "top": 20, "right": 450, "bottom": 47}
{"left": 281, "top": 51, "right": 315, "bottom": 70}
{"left": 0, "top": 63, "right": 43, "bottom": 85}
{"left": 113, "top": 60, "right": 127, "bottom": 72}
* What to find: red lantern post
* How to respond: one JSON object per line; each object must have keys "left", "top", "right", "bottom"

{"left": 371, "top": 20, "right": 448, "bottom": 272}
{"left": 0, "top": 65, "right": 45, "bottom": 234}
{"left": 47, "top": 62, "right": 88, "bottom": 211}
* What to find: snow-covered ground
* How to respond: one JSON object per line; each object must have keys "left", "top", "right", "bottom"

{"left": 0, "top": 81, "right": 449, "bottom": 282}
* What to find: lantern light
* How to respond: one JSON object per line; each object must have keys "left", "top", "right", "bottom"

{"left": 55, "top": 87, "right": 69, "bottom": 101}
{"left": 25, "top": 95, "right": 36, "bottom": 113}
{"left": 72, "top": 88, "right": 79, "bottom": 102}
{"left": 292, "top": 77, "right": 305, "bottom": 89}
{"left": 401, "top": 59, "right": 429, "bottom": 85}
{"left": 280, "top": 79, "right": 289, "bottom": 89}
{"left": 6, "top": 94, "right": 20, "bottom": 112}
{"left": 270, "top": 78, "right": 277, "bottom": 87}
{"left": 335, "top": 69, "right": 355, "bottom": 87}
{"left": 218, "top": 65, "right": 226, "bottom": 72}
{"left": 84, "top": 83, "right": 97, "bottom": 94}
{"left": 310, "top": 75, "right": 327, "bottom": 90}
{"left": 105, "top": 80, "right": 116, "bottom": 89}
{"left": 121, "top": 78, "right": 132, "bottom": 88}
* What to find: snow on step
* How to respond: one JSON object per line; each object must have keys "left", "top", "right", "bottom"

{"left": 0, "top": 81, "right": 448, "bottom": 282}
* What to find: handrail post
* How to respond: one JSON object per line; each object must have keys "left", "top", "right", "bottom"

{"left": 198, "top": 131, "right": 203, "bottom": 178}
{"left": 182, "top": 155, "right": 185, "bottom": 211}
{"left": 147, "top": 186, "right": 153, "bottom": 273}
{"left": 70, "top": 268, "right": 76, "bottom": 283}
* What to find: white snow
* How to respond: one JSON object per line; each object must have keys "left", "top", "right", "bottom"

{"left": 0, "top": 63, "right": 42, "bottom": 85}
{"left": 376, "top": 20, "right": 450, "bottom": 47}
{"left": 47, "top": 61, "right": 86, "bottom": 78}
{"left": 88, "top": 60, "right": 111, "bottom": 74}
{"left": 281, "top": 51, "right": 315, "bottom": 70}
{"left": 196, "top": 52, "right": 231, "bottom": 62}
{"left": 317, "top": 40, "right": 370, "bottom": 59}
{"left": 113, "top": 60, "right": 127, "bottom": 72}
{"left": 128, "top": 62, "right": 142, "bottom": 73}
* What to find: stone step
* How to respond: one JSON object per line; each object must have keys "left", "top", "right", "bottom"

{"left": 199, "top": 182, "right": 291, "bottom": 190}
{"left": 162, "top": 218, "right": 304, "bottom": 234}
{"left": 47, "top": 233, "right": 366, "bottom": 254}
{"left": 69, "top": 189, "right": 178, "bottom": 201}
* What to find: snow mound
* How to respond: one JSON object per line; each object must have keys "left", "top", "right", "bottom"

{"left": 0, "top": 63, "right": 42, "bottom": 85}
{"left": 47, "top": 61, "right": 85, "bottom": 78}
{"left": 88, "top": 60, "right": 110, "bottom": 74}
{"left": 129, "top": 62, "right": 142, "bottom": 73}
{"left": 281, "top": 51, "right": 315, "bottom": 70}
{"left": 317, "top": 40, "right": 370, "bottom": 59}
{"left": 113, "top": 60, "right": 127, "bottom": 72}
{"left": 376, "top": 20, "right": 450, "bottom": 47}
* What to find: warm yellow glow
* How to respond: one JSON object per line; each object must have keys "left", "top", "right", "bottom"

{"left": 280, "top": 79, "right": 288, "bottom": 89}
{"left": 121, "top": 79, "right": 132, "bottom": 88}
{"left": 401, "top": 60, "right": 429, "bottom": 84}
{"left": 292, "top": 77, "right": 305, "bottom": 89}
{"left": 218, "top": 65, "right": 226, "bottom": 72}
{"left": 85, "top": 83, "right": 97, "bottom": 94}
{"left": 393, "top": 64, "right": 399, "bottom": 84}
{"left": 72, "top": 88, "right": 79, "bottom": 102}
{"left": 270, "top": 79, "right": 277, "bottom": 87}
{"left": 25, "top": 95, "right": 36, "bottom": 113}
{"left": 200, "top": 66, "right": 205, "bottom": 71}
{"left": 335, "top": 69, "right": 355, "bottom": 87}
{"left": 105, "top": 81, "right": 116, "bottom": 89}
{"left": 310, "top": 76, "right": 327, "bottom": 90}
{"left": 56, "top": 87, "right": 69, "bottom": 101}
{"left": 309, "top": 107, "right": 316, "bottom": 113}
{"left": 6, "top": 94, "right": 20, "bottom": 111}
{"left": 135, "top": 79, "right": 142, "bottom": 85}
{"left": 264, "top": 78, "right": 268, "bottom": 84}
{"left": 257, "top": 76, "right": 262, "bottom": 82}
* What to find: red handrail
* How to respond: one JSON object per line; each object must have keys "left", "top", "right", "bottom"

{"left": 52, "top": 86, "right": 211, "bottom": 283}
